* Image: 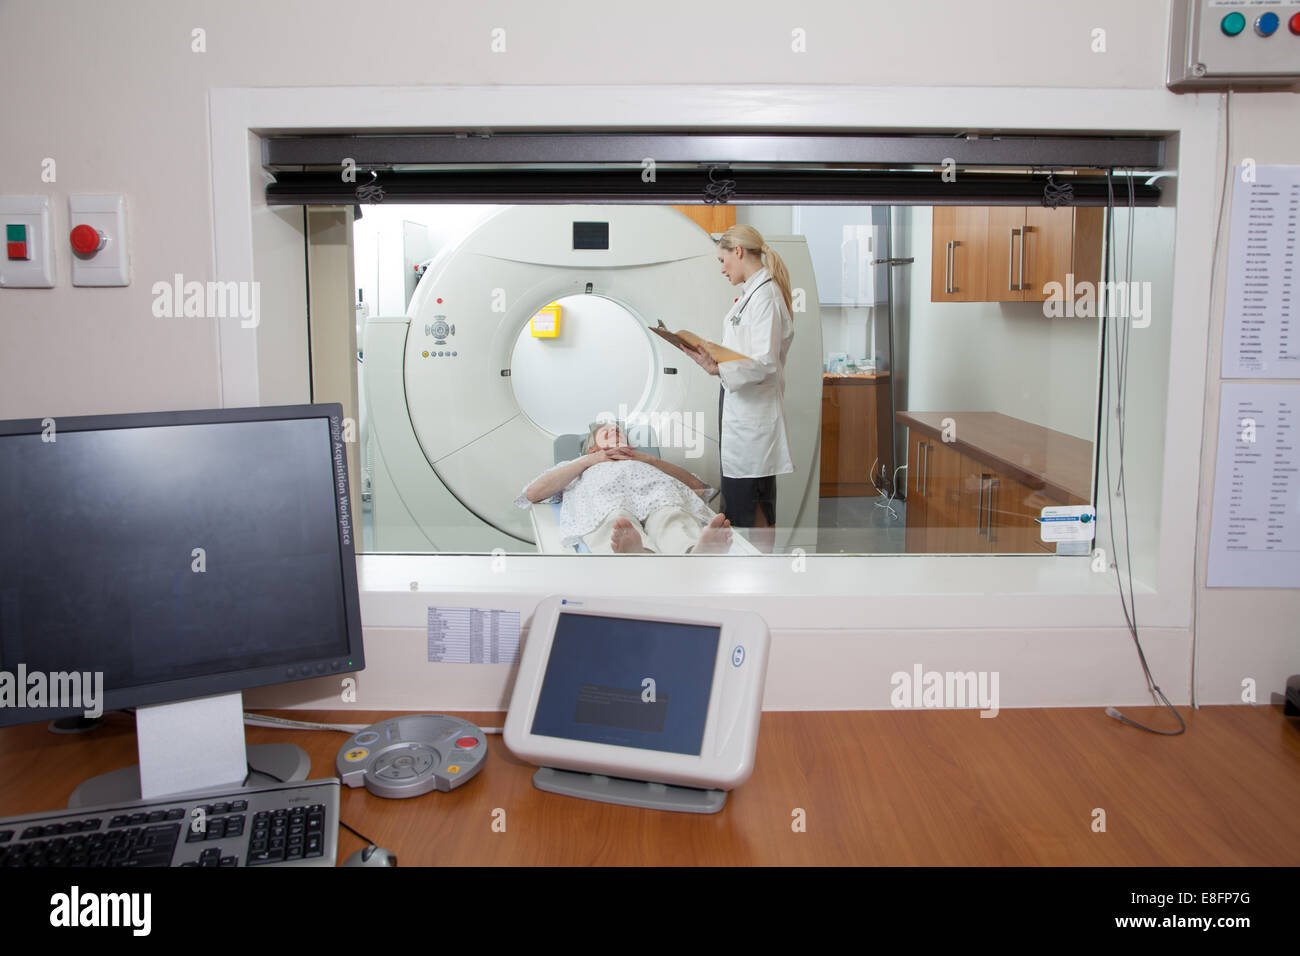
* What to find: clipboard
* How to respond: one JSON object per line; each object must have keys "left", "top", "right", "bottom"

{"left": 650, "top": 321, "right": 749, "bottom": 363}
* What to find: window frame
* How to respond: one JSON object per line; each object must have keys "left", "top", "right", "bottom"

{"left": 212, "top": 85, "right": 1217, "bottom": 636}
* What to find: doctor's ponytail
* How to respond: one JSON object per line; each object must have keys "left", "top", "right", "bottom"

{"left": 717, "top": 226, "right": 794, "bottom": 319}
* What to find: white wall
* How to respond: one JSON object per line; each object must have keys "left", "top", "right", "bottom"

{"left": 1, "top": 0, "right": 1296, "bottom": 712}
{"left": 903, "top": 209, "right": 1112, "bottom": 441}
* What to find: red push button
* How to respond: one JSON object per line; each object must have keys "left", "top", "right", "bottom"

{"left": 6, "top": 241, "right": 27, "bottom": 260}
{"left": 1290, "top": 12, "right": 1300, "bottom": 35}
{"left": 70, "top": 224, "right": 104, "bottom": 255}
{"left": 455, "top": 736, "right": 478, "bottom": 748}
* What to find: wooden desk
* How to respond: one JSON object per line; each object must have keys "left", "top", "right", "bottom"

{"left": 1, "top": 706, "right": 1297, "bottom": 865}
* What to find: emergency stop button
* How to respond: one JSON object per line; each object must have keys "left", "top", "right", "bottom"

{"left": 70, "top": 224, "right": 105, "bottom": 255}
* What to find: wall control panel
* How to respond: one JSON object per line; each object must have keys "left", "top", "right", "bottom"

{"left": 0, "top": 196, "right": 55, "bottom": 288}
{"left": 69, "top": 195, "right": 129, "bottom": 287}
{"left": 1168, "top": 0, "right": 1300, "bottom": 90}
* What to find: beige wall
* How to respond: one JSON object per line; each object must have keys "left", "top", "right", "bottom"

{"left": 1, "top": 0, "right": 1296, "bottom": 708}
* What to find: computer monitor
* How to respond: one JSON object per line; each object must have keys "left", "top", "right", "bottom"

{"left": 0, "top": 403, "right": 365, "bottom": 805}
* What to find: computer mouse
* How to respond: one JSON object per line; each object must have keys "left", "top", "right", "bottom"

{"left": 343, "top": 845, "right": 397, "bottom": 867}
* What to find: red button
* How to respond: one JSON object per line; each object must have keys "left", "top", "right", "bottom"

{"left": 6, "top": 241, "right": 27, "bottom": 260}
{"left": 455, "top": 736, "right": 478, "bottom": 748}
{"left": 70, "top": 224, "right": 103, "bottom": 254}
{"left": 1290, "top": 12, "right": 1300, "bottom": 34}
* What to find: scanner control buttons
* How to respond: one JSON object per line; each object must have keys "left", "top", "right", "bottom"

{"left": 336, "top": 714, "right": 488, "bottom": 798}
{"left": 373, "top": 744, "right": 437, "bottom": 781}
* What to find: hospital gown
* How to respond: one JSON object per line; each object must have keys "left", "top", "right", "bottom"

{"left": 515, "top": 458, "right": 716, "bottom": 548}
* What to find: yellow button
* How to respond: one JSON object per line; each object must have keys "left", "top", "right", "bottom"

{"left": 344, "top": 748, "right": 369, "bottom": 762}
{"left": 447, "top": 765, "right": 460, "bottom": 773}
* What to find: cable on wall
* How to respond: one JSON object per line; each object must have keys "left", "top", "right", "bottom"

{"left": 1101, "top": 168, "right": 1186, "bottom": 737}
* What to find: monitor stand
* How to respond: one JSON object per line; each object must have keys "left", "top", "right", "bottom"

{"left": 533, "top": 767, "right": 727, "bottom": 814}
{"left": 66, "top": 691, "right": 309, "bottom": 809}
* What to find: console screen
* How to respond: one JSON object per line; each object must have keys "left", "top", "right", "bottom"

{"left": 530, "top": 612, "right": 719, "bottom": 755}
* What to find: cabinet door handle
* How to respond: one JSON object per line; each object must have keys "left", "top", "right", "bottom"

{"left": 1007, "top": 229, "right": 1017, "bottom": 291}
{"left": 1017, "top": 228, "right": 1026, "bottom": 293}
{"left": 913, "top": 445, "right": 921, "bottom": 494}
{"left": 977, "top": 475, "right": 987, "bottom": 537}
{"left": 987, "top": 477, "right": 1000, "bottom": 544}
{"left": 945, "top": 241, "right": 954, "bottom": 294}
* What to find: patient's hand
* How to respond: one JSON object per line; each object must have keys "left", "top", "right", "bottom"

{"left": 606, "top": 446, "right": 650, "bottom": 463}
{"left": 583, "top": 448, "right": 626, "bottom": 468}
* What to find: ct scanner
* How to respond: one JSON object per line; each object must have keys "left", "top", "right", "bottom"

{"left": 362, "top": 205, "right": 822, "bottom": 553}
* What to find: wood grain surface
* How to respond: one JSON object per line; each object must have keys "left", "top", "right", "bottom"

{"left": 2, "top": 706, "right": 1296, "bottom": 866}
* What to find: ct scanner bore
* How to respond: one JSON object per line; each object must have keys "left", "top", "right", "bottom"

{"left": 509, "top": 293, "right": 656, "bottom": 437}
{"left": 362, "top": 204, "right": 822, "bottom": 553}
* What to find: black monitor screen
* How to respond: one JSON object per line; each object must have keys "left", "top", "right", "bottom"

{"left": 0, "top": 406, "right": 364, "bottom": 725}
{"left": 530, "top": 612, "right": 719, "bottom": 756}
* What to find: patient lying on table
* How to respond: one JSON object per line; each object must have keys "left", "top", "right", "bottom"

{"left": 516, "top": 422, "right": 733, "bottom": 554}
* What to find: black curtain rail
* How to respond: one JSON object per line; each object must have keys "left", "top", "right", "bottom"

{"left": 264, "top": 169, "right": 1162, "bottom": 207}
{"left": 263, "top": 133, "right": 1165, "bottom": 171}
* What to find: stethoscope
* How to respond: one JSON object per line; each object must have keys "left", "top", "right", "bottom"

{"left": 728, "top": 276, "right": 773, "bottom": 326}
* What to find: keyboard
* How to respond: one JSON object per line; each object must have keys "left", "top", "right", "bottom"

{"left": 0, "top": 778, "right": 339, "bottom": 868}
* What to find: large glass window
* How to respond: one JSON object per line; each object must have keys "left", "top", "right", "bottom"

{"left": 331, "top": 200, "right": 1170, "bottom": 558}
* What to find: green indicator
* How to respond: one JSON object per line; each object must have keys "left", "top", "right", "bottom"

{"left": 1221, "top": 11, "right": 1245, "bottom": 36}
{"left": 5, "top": 224, "right": 25, "bottom": 242}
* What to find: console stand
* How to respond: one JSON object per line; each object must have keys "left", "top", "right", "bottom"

{"left": 533, "top": 767, "right": 727, "bottom": 814}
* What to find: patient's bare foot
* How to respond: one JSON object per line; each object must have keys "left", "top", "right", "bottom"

{"left": 692, "top": 513, "right": 732, "bottom": 554}
{"left": 611, "top": 517, "right": 648, "bottom": 553}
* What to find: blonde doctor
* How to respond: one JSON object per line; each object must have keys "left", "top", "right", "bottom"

{"left": 686, "top": 225, "right": 794, "bottom": 553}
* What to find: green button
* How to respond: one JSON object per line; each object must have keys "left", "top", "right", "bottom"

{"left": 1221, "top": 11, "right": 1246, "bottom": 36}
{"left": 5, "top": 224, "right": 25, "bottom": 242}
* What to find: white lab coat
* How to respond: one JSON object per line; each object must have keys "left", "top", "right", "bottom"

{"left": 717, "top": 267, "right": 795, "bottom": 479}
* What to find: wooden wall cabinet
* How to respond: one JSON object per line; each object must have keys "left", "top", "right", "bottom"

{"left": 672, "top": 205, "right": 736, "bottom": 236}
{"left": 932, "top": 206, "right": 1104, "bottom": 304}
{"left": 930, "top": 207, "right": 989, "bottom": 303}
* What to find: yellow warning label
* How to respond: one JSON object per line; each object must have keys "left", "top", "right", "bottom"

{"left": 344, "top": 748, "right": 369, "bottom": 762}
{"left": 447, "top": 765, "right": 460, "bottom": 773}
